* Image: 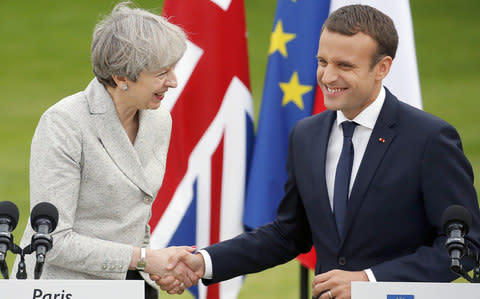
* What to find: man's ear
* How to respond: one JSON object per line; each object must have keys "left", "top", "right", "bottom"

{"left": 375, "top": 56, "right": 393, "bottom": 81}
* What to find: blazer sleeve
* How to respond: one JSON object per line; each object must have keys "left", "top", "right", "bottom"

{"left": 29, "top": 107, "right": 132, "bottom": 279}
{"left": 371, "top": 122, "right": 480, "bottom": 281}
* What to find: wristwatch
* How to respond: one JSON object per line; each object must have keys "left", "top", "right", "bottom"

{"left": 136, "top": 247, "right": 147, "bottom": 271}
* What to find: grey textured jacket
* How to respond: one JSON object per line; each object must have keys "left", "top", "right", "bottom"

{"left": 13, "top": 78, "right": 171, "bottom": 288}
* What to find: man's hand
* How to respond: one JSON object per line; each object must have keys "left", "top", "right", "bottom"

{"left": 142, "top": 246, "right": 200, "bottom": 294}
{"left": 312, "top": 269, "right": 368, "bottom": 299}
{"left": 150, "top": 251, "right": 206, "bottom": 294}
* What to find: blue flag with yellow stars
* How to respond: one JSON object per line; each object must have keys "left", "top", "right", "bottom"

{"left": 244, "top": 0, "right": 330, "bottom": 230}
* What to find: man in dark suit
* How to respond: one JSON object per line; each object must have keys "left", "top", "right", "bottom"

{"left": 155, "top": 5, "right": 480, "bottom": 299}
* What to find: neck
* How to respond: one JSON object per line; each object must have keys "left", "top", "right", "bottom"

{"left": 106, "top": 85, "right": 139, "bottom": 144}
{"left": 107, "top": 85, "right": 138, "bottom": 125}
{"left": 345, "top": 83, "right": 383, "bottom": 120}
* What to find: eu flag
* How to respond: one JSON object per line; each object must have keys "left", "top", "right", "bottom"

{"left": 244, "top": 0, "right": 330, "bottom": 229}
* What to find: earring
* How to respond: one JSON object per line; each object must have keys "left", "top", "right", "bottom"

{"left": 122, "top": 84, "right": 128, "bottom": 91}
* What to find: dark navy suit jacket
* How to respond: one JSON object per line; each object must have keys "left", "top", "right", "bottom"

{"left": 204, "top": 88, "right": 480, "bottom": 284}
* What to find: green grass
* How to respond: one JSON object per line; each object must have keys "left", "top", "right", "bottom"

{"left": 1, "top": 0, "right": 479, "bottom": 298}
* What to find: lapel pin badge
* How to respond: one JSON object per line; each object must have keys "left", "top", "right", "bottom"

{"left": 378, "top": 137, "right": 386, "bottom": 143}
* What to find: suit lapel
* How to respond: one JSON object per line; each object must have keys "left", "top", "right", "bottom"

{"left": 310, "top": 111, "right": 341, "bottom": 242}
{"left": 85, "top": 79, "right": 153, "bottom": 197}
{"left": 134, "top": 109, "right": 165, "bottom": 193}
{"left": 341, "top": 90, "right": 398, "bottom": 243}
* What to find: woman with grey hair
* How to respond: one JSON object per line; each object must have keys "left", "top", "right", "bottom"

{"left": 13, "top": 2, "right": 198, "bottom": 298}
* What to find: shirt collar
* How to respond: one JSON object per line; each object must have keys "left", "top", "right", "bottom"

{"left": 336, "top": 86, "right": 386, "bottom": 129}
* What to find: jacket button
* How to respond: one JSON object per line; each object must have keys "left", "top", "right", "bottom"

{"left": 143, "top": 196, "right": 152, "bottom": 204}
{"left": 338, "top": 257, "right": 347, "bottom": 266}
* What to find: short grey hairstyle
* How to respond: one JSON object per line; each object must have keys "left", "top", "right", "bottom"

{"left": 91, "top": 2, "right": 187, "bottom": 87}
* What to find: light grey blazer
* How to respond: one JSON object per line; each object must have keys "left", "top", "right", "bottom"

{"left": 13, "top": 78, "right": 171, "bottom": 287}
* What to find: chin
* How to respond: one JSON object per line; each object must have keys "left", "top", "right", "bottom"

{"left": 147, "top": 100, "right": 161, "bottom": 109}
{"left": 323, "top": 99, "right": 342, "bottom": 112}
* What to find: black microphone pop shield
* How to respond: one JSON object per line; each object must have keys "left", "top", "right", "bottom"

{"left": 30, "top": 202, "right": 59, "bottom": 232}
{"left": 441, "top": 205, "right": 472, "bottom": 235}
{"left": 0, "top": 201, "right": 20, "bottom": 230}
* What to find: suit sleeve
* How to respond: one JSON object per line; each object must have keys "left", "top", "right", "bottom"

{"left": 371, "top": 122, "right": 480, "bottom": 281}
{"left": 203, "top": 124, "right": 312, "bottom": 284}
{"left": 28, "top": 108, "right": 132, "bottom": 279}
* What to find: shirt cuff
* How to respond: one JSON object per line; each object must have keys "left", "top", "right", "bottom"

{"left": 364, "top": 269, "right": 376, "bottom": 282}
{"left": 198, "top": 249, "right": 213, "bottom": 279}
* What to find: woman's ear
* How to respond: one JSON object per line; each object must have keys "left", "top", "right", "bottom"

{"left": 111, "top": 75, "right": 128, "bottom": 87}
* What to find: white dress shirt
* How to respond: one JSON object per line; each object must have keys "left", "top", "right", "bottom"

{"left": 200, "top": 87, "right": 387, "bottom": 281}
{"left": 326, "top": 86, "right": 385, "bottom": 210}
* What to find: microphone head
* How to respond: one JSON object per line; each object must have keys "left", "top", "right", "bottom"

{"left": 30, "top": 202, "right": 59, "bottom": 232}
{"left": 0, "top": 200, "right": 20, "bottom": 230}
{"left": 441, "top": 205, "right": 472, "bottom": 235}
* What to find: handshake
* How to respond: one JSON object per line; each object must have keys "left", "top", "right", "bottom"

{"left": 139, "top": 246, "right": 206, "bottom": 295}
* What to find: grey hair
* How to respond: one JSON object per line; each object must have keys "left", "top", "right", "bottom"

{"left": 91, "top": 2, "right": 187, "bottom": 87}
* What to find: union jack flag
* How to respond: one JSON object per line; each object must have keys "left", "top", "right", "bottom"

{"left": 149, "top": 1, "right": 253, "bottom": 299}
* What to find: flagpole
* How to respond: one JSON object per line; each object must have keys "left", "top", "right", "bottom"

{"left": 300, "top": 264, "right": 309, "bottom": 299}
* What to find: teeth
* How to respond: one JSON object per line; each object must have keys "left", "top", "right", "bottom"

{"left": 327, "top": 87, "right": 344, "bottom": 93}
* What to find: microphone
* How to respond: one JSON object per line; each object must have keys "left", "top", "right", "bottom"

{"left": 30, "top": 202, "right": 59, "bottom": 279}
{"left": 441, "top": 205, "right": 472, "bottom": 273}
{"left": 0, "top": 200, "right": 19, "bottom": 279}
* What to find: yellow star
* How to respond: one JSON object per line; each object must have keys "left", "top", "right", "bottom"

{"left": 279, "top": 72, "right": 313, "bottom": 110}
{"left": 268, "top": 20, "right": 296, "bottom": 57}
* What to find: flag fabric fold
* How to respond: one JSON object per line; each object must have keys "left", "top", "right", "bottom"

{"left": 149, "top": 1, "right": 254, "bottom": 299}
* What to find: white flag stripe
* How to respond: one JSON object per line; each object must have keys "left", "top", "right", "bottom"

{"left": 163, "top": 40, "right": 204, "bottom": 112}
{"left": 196, "top": 157, "right": 212, "bottom": 249}
{"left": 196, "top": 159, "right": 211, "bottom": 299}
{"left": 329, "top": 0, "right": 422, "bottom": 109}
{"left": 221, "top": 77, "right": 253, "bottom": 242}
{"left": 210, "top": 0, "right": 233, "bottom": 11}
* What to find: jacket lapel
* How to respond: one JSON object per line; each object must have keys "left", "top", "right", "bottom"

{"left": 341, "top": 90, "right": 398, "bottom": 243}
{"left": 85, "top": 79, "right": 153, "bottom": 197}
{"left": 134, "top": 109, "right": 166, "bottom": 193}
{"left": 310, "top": 111, "right": 341, "bottom": 242}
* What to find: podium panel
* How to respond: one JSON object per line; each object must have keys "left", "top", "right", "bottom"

{"left": 352, "top": 281, "right": 480, "bottom": 299}
{"left": 0, "top": 280, "right": 143, "bottom": 299}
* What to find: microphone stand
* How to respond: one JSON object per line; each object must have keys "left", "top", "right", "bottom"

{"left": 470, "top": 250, "right": 480, "bottom": 283}
{"left": 0, "top": 229, "right": 13, "bottom": 279}
{"left": 34, "top": 253, "right": 45, "bottom": 280}
{"left": 8, "top": 236, "right": 52, "bottom": 279}
{"left": 5, "top": 229, "right": 54, "bottom": 279}
{"left": 450, "top": 246, "right": 480, "bottom": 283}
{"left": 9, "top": 243, "right": 29, "bottom": 279}
{"left": 0, "top": 259, "right": 9, "bottom": 279}
{"left": 30, "top": 230, "right": 52, "bottom": 279}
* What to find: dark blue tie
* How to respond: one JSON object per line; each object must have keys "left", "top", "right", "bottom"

{"left": 333, "top": 121, "right": 357, "bottom": 237}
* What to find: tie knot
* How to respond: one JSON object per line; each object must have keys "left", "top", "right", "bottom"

{"left": 341, "top": 121, "right": 357, "bottom": 138}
